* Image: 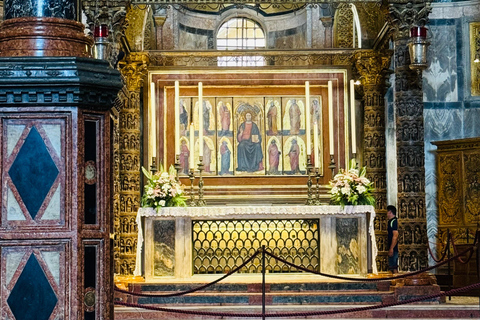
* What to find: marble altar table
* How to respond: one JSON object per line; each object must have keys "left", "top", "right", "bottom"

{"left": 134, "top": 205, "right": 377, "bottom": 280}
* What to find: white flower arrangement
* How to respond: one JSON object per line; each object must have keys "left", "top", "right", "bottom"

{"left": 141, "top": 165, "right": 186, "bottom": 210}
{"left": 329, "top": 159, "right": 375, "bottom": 207}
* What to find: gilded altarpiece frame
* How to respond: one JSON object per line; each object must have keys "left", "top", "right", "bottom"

{"left": 150, "top": 69, "right": 349, "bottom": 202}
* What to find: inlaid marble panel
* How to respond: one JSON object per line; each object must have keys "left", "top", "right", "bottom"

{"left": 335, "top": 218, "right": 359, "bottom": 274}
{"left": 2, "top": 119, "right": 66, "bottom": 227}
{"left": 1, "top": 244, "right": 66, "bottom": 320}
{"left": 153, "top": 220, "right": 175, "bottom": 276}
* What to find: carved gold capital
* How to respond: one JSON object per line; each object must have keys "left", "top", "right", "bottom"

{"left": 387, "top": 1, "right": 431, "bottom": 39}
{"left": 119, "top": 52, "right": 150, "bottom": 91}
{"left": 355, "top": 50, "right": 392, "bottom": 87}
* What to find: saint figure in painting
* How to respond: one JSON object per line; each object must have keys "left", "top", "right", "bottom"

{"left": 203, "top": 140, "right": 212, "bottom": 173}
{"left": 219, "top": 101, "right": 231, "bottom": 136}
{"left": 289, "top": 99, "right": 302, "bottom": 135}
{"left": 220, "top": 141, "right": 231, "bottom": 175}
{"left": 179, "top": 140, "right": 189, "bottom": 174}
{"left": 179, "top": 100, "right": 189, "bottom": 135}
{"left": 237, "top": 112, "right": 264, "bottom": 172}
{"left": 203, "top": 101, "right": 210, "bottom": 135}
{"left": 268, "top": 140, "right": 281, "bottom": 175}
{"left": 311, "top": 99, "right": 320, "bottom": 126}
{"left": 288, "top": 138, "right": 300, "bottom": 174}
{"left": 267, "top": 102, "right": 278, "bottom": 135}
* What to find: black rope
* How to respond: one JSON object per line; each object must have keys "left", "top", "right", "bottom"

{"left": 115, "top": 249, "right": 261, "bottom": 297}
{"left": 114, "top": 280, "right": 480, "bottom": 318}
{"left": 264, "top": 245, "right": 476, "bottom": 282}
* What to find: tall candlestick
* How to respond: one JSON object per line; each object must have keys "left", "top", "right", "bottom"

{"left": 150, "top": 82, "right": 156, "bottom": 159}
{"left": 198, "top": 82, "right": 203, "bottom": 157}
{"left": 314, "top": 121, "right": 319, "bottom": 169}
{"left": 189, "top": 124, "right": 195, "bottom": 169}
{"left": 328, "top": 81, "right": 334, "bottom": 155}
{"left": 305, "top": 81, "right": 311, "bottom": 156}
{"left": 350, "top": 79, "right": 356, "bottom": 154}
{"left": 175, "top": 81, "right": 180, "bottom": 156}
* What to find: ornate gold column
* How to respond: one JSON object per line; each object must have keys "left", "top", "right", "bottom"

{"left": 387, "top": 0, "right": 431, "bottom": 272}
{"left": 116, "top": 52, "right": 149, "bottom": 275}
{"left": 355, "top": 51, "right": 391, "bottom": 272}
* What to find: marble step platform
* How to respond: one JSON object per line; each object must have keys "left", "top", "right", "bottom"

{"left": 114, "top": 303, "right": 480, "bottom": 320}
{"left": 119, "top": 281, "right": 394, "bottom": 306}
{"left": 114, "top": 277, "right": 474, "bottom": 319}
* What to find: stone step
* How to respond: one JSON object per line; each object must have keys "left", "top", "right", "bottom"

{"left": 130, "top": 281, "right": 390, "bottom": 294}
{"left": 133, "top": 290, "right": 393, "bottom": 305}
{"left": 114, "top": 303, "right": 480, "bottom": 320}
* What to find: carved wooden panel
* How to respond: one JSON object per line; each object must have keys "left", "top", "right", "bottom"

{"left": 438, "top": 154, "right": 462, "bottom": 225}
{"left": 464, "top": 151, "right": 480, "bottom": 224}
{"left": 433, "top": 138, "right": 480, "bottom": 249}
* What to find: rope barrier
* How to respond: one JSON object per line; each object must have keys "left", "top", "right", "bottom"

{"left": 115, "top": 248, "right": 261, "bottom": 298}
{"left": 114, "top": 280, "right": 480, "bottom": 318}
{"left": 450, "top": 230, "right": 480, "bottom": 264}
{"left": 264, "top": 245, "right": 476, "bottom": 282}
{"left": 426, "top": 236, "right": 449, "bottom": 263}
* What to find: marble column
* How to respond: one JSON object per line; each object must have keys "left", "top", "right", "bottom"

{"left": 355, "top": 51, "right": 391, "bottom": 272}
{"left": 0, "top": 0, "right": 91, "bottom": 57}
{"left": 387, "top": 0, "right": 431, "bottom": 272}
{"left": 0, "top": 0, "right": 123, "bottom": 319}
{"left": 117, "top": 52, "right": 149, "bottom": 276}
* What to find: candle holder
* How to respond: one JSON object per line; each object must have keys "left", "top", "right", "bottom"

{"left": 188, "top": 169, "right": 196, "bottom": 206}
{"left": 150, "top": 157, "right": 157, "bottom": 175}
{"left": 197, "top": 156, "right": 207, "bottom": 206}
{"left": 174, "top": 154, "right": 181, "bottom": 182}
{"left": 328, "top": 154, "right": 336, "bottom": 179}
{"left": 315, "top": 168, "right": 322, "bottom": 205}
{"left": 305, "top": 156, "right": 315, "bottom": 205}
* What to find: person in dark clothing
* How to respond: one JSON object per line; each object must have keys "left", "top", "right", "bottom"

{"left": 387, "top": 205, "right": 399, "bottom": 274}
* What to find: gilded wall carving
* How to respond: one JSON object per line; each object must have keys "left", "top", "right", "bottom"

{"left": 438, "top": 154, "right": 461, "bottom": 225}
{"left": 464, "top": 152, "right": 480, "bottom": 223}
{"left": 434, "top": 139, "right": 480, "bottom": 275}
{"left": 334, "top": 4, "right": 354, "bottom": 48}
{"left": 471, "top": 23, "right": 480, "bottom": 96}
{"left": 355, "top": 51, "right": 390, "bottom": 272}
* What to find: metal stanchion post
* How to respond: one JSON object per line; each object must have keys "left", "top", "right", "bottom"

{"left": 262, "top": 245, "right": 266, "bottom": 320}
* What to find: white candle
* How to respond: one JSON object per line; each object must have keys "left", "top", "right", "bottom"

{"left": 328, "top": 81, "right": 334, "bottom": 155}
{"left": 350, "top": 79, "right": 356, "bottom": 154}
{"left": 305, "top": 81, "right": 311, "bottom": 156}
{"left": 314, "top": 121, "right": 319, "bottom": 169}
{"left": 150, "top": 82, "right": 156, "bottom": 159}
{"left": 174, "top": 81, "right": 180, "bottom": 156}
{"left": 189, "top": 124, "right": 195, "bottom": 170}
{"left": 198, "top": 82, "right": 203, "bottom": 157}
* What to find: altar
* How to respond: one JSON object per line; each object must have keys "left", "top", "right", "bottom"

{"left": 135, "top": 205, "right": 377, "bottom": 280}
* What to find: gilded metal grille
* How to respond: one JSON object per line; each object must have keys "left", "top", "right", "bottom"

{"left": 192, "top": 219, "right": 319, "bottom": 274}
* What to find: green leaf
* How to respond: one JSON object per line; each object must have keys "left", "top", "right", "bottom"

{"left": 141, "top": 166, "right": 152, "bottom": 180}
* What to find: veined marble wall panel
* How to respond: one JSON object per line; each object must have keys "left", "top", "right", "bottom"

{"left": 464, "top": 108, "right": 480, "bottom": 137}
{"left": 423, "top": 21, "right": 458, "bottom": 102}
{"left": 424, "top": 108, "right": 463, "bottom": 266}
